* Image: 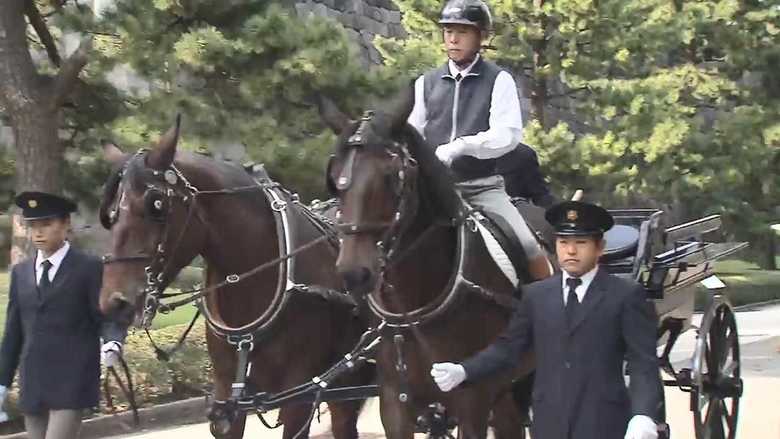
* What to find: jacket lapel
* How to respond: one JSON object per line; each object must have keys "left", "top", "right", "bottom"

{"left": 543, "top": 273, "right": 567, "bottom": 333}
{"left": 568, "top": 267, "right": 608, "bottom": 334}
{"left": 20, "top": 259, "right": 43, "bottom": 303}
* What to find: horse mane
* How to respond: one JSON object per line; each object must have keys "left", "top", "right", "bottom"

{"left": 398, "top": 123, "right": 463, "bottom": 222}
{"left": 99, "top": 158, "right": 131, "bottom": 230}
{"left": 334, "top": 108, "right": 463, "bottom": 222}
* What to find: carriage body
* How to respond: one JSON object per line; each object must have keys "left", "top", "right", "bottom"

{"left": 600, "top": 208, "right": 746, "bottom": 439}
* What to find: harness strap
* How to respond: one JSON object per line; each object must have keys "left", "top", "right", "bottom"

{"left": 144, "top": 309, "right": 201, "bottom": 362}
{"left": 103, "top": 355, "right": 140, "bottom": 427}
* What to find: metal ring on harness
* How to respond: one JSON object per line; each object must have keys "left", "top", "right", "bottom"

{"left": 271, "top": 199, "right": 287, "bottom": 211}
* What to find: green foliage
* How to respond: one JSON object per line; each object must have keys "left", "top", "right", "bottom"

{"left": 382, "top": 0, "right": 780, "bottom": 266}
{"left": 83, "top": 1, "right": 385, "bottom": 199}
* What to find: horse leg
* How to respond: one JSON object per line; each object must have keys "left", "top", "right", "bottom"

{"left": 207, "top": 371, "right": 248, "bottom": 439}
{"left": 378, "top": 390, "right": 415, "bottom": 439}
{"left": 279, "top": 403, "right": 314, "bottom": 439}
{"left": 450, "top": 393, "right": 490, "bottom": 439}
{"left": 206, "top": 331, "right": 247, "bottom": 439}
{"left": 327, "top": 399, "right": 364, "bottom": 439}
{"left": 490, "top": 391, "right": 526, "bottom": 439}
{"left": 490, "top": 356, "right": 535, "bottom": 439}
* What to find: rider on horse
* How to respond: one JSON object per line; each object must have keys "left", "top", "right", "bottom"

{"left": 406, "top": 0, "right": 552, "bottom": 281}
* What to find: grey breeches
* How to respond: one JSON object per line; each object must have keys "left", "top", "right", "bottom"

{"left": 456, "top": 175, "right": 543, "bottom": 259}
{"left": 24, "top": 410, "right": 82, "bottom": 439}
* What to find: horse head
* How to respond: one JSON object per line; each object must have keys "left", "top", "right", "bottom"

{"left": 321, "top": 85, "right": 462, "bottom": 299}
{"left": 99, "top": 116, "right": 208, "bottom": 328}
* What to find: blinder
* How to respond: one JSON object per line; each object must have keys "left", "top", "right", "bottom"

{"left": 143, "top": 187, "right": 170, "bottom": 222}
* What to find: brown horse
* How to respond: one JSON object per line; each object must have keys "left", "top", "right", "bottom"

{"left": 319, "top": 88, "right": 537, "bottom": 439}
{"left": 98, "top": 118, "right": 372, "bottom": 439}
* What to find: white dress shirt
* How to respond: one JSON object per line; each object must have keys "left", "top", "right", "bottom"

{"left": 35, "top": 241, "right": 71, "bottom": 285}
{"left": 561, "top": 265, "right": 599, "bottom": 305}
{"left": 407, "top": 54, "right": 523, "bottom": 160}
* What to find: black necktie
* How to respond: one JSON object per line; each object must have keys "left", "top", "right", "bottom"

{"left": 455, "top": 73, "right": 462, "bottom": 82}
{"left": 39, "top": 260, "right": 53, "bottom": 290}
{"left": 565, "top": 277, "right": 582, "bottom": 325}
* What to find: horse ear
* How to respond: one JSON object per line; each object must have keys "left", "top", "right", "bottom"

{"left": 316, "top": 95, "right": 351, "bottom": 135}
{"left": 102, "top": 141, "right": 127, "bottom": 167}
{"left": 389, "top": 80, "right": 415, "bottom": 132}
{"left": 147, "top": 114, "right": 181, "bottom": 170}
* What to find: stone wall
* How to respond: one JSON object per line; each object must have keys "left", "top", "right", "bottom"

{"left": 291, "top": 0, "right": 405, "bottom": 65}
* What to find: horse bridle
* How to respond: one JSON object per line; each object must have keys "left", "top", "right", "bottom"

{"left": 102, "top": 150, "right": 212, "bottom": 328}
{"left": 330, "top": 111, "right": 419, "bottom": 266}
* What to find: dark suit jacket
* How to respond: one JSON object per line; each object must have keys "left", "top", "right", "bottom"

{"left": 496, "top": 143, "right": 558, "bottom": 208}
{"left": 0, "top": 246, "right": 124, "bottom": 414}
{"left": 462, "top": 268, "right": 661, "bottom": 439}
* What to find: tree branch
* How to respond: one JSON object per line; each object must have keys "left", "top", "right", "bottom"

{"left": 24, "top": 0, "right": 61, "bottom": 67}
{"left": 547, "top": 86, "right": 590, "bottom": 99}
{"left": 51, "top": 36, "right": 92, "bottom": 110}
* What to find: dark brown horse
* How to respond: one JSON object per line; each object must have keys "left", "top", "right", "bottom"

{"left": 98, "top": 118, "right": 372, "bottom": 439}
{"left": 319, "top": 88, "right": 537, "bottom": 438}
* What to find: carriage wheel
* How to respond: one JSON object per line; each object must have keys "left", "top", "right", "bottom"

{"left": 691, "top": 297, "right": 742, "bottom": 439}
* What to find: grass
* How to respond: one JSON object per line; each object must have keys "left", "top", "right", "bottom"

{"left": 695, "top": 257, "right": 780, "bottom": 309}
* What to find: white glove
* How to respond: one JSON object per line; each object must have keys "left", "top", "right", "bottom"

{"left": 624, "top": 415, "right": 658, "bottom": 439}
{"left": 101, "top": 341, "right": 123, "bottom": 368}
{"left": 434, "top": 139, "right": 467, "bottom": 166}
{"left": 0, "top": 384, "right": 9, "bottom": 423}
{"left": 430, "top": 362, "right": 467, "bottom": 392}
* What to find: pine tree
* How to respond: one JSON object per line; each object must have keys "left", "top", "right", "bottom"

{"left": 82, "top": 0, "right": 383, "bottom": 198}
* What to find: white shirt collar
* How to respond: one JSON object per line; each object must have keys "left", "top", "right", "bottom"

{"left": 36, "top": 241, "right": 70, "bottom": 273}
{"left": 562, "top": 265, "right": 600, "bottom": 304}
{"left": 448, "top": 53, "right": 481, "bottom": 77}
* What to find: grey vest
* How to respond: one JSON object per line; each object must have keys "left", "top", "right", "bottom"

{"left": 423, "top": 57, "right": 504, "bottom": 181}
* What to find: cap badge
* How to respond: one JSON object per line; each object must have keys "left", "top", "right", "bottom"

{"left": 566, "top": 210, "right": 578, "bottom": 221}
{"left": 28, "top": 199, "right": 38, "bottom": 208}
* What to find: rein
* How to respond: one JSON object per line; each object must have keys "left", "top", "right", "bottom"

{"left": 102, "top": 356, "right": 140, "bottom": 427}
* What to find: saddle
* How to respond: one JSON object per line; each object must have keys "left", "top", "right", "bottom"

{"left": 475, "top": 199, "right": 641, "bottom": 283}
{"left": 473, "top": 199, "right": 554, "bottom": 286}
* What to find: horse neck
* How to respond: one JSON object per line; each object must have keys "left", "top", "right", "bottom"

{"left": 186, "top": 166, "right": 283, "bottom": 326}
{"left": 380, "top": 180, "right": 457, "bottom": 313}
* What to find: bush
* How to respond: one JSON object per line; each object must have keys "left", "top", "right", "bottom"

{"left": 170, "top": 266, "right": 204, "bottom": 292}
{"left": 694, "top": 259, "right": 780, "bottom": 311}
{"left": 102, "top": 319, "right": 212, "bottom": 411}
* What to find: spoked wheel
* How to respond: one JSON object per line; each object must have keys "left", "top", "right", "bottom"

{"left": 691, "top": 296, "right": 742, "bottom": 439}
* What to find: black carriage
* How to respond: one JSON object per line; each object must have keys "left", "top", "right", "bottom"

{"left": 601, "top": 209, "right": 746, "bottom": 439}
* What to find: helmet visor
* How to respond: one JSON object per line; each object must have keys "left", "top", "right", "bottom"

{"left": 439, "top": 4, "right": 489, "bottom": 29}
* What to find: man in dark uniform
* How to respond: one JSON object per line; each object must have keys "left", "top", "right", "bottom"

{"left": 496, "top": 142, "right": 558, "bottom": 208}
{"left": 430, "top": 201, "right": 662, "bottom": 439}
{"left": 0, "top": 192, "right": 124, "bottom": 439}
{"left": 407, "top": 0, "right": 552, "bottom": 281}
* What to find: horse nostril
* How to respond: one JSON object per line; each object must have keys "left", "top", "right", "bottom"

{"left": 341, "top": 267, "right": 372, "bottom": 291}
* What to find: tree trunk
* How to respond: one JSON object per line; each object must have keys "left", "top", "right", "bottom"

{"left": 760, "top": 232, "right": 777, "bottom": 270}
{"left": 530, "top": 0, "right": 548, "bottom": 128}
{"left": 0, "top": 0, "right": 89, "bottom": 265}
